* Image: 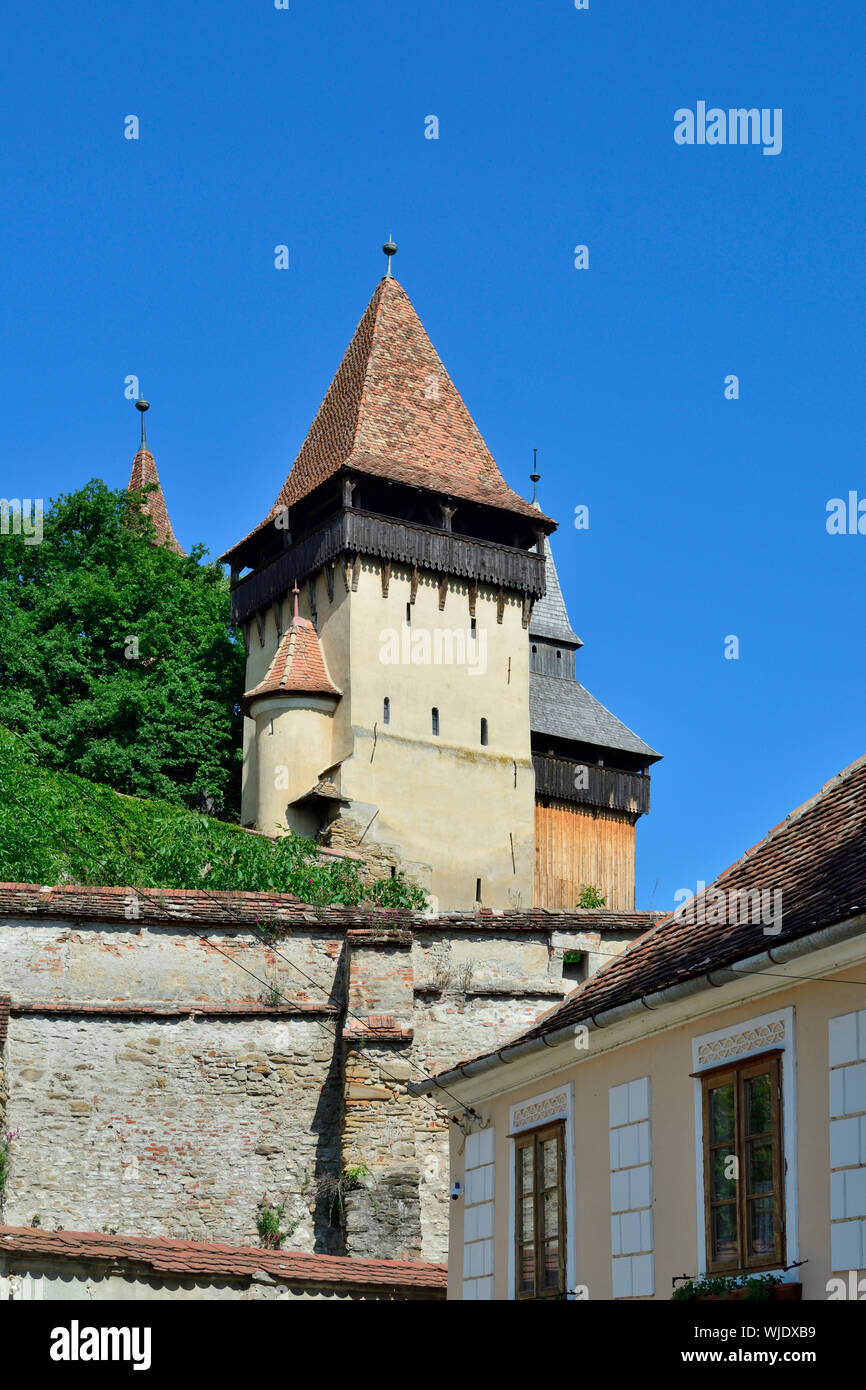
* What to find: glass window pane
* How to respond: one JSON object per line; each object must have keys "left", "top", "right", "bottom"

{"left": 542, "top": 1189, "right": 559, "bottom": 1238}
{"left": 711, "top": 1148, "right": 737, "bottom": 1201}
{"left": 520, "top": 1196, "right": 534, "bottom": 1242}
{"left": 541, "top": 1240, "right": 560, "bottom": 1289}
{"left": 712, "top": 1203, "right": 738, "bottom": 1262}
{"left": 710, "top": 1084, "right": 735, "bottom": 1143}
{"left": 518, "top": 1146, "right": 534, "bottom": 1195}
{"left": 745, "top": 1074, "right": 772, "bottom": 1135}
{"left": 518, "top": 1243, "right": 535, "bottom": 1295}
{"left": 749, "top": 1197, "right": 775, "bottom": 1257}
{"left": 541, "top": 1138, "right": 559, "bottom": 1189}
{"left": 747, "top": 1137, "right": 774, "bottom": 1195}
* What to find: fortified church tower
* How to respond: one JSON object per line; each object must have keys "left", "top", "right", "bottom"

{"left": 221, "top": 244, "right": 551, "bottom": 909}
{"left": 220, "top": 243, "right": 660, "bottom": 910}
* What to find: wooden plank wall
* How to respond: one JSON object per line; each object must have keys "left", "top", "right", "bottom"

{"left": 534, "top": 801, "right": 636, "bottom": 910}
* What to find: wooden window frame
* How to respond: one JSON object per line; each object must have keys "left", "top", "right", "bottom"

{"left": 513, "top": 1121, "right": 567, "bottom": 1300}
{"left": 701, "top": 1050, "right": 785, "bottom": 1274}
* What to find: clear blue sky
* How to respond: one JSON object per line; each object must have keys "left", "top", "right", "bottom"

{"left": 3, "top": 1, "right": 864, "bottom": 910}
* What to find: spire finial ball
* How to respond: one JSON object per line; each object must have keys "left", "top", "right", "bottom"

{"left": 382, "top": 237, "right": 398, "bottom": 277}
{"left": 136, "top": 399, "right": 149, "bottom": 413}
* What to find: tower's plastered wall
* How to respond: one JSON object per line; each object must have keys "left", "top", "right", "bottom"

{"left": 242, "top": 560, "right": 536, "bottom": 910}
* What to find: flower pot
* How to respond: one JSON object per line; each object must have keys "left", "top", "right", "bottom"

{"left": 770, "top": 1282, "right": 802, "bottom": 1301}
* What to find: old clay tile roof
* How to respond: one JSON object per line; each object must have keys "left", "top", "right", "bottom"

{"left": 0, "top": 882, "right": 660, "bottom": 934}
{"left": 224, "top": 276, "right": 552, "bottom": 559}
{"left": 0, "top": 1225, "right": 447, "bottom": 1294}
{"left": 242, "top": 612, "right": 341, "bottom": 715}
{"left": 451, "top": 754, "right": 866, "bottom": 1060}
{"left": 127, "top": 447, "right": 185, "bottom": 555}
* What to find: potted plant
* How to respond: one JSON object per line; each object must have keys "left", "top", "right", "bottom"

{"left": 674, "top": 1272, "right": 801, "bottom": 1301}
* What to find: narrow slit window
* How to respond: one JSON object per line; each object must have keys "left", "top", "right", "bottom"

{"left": 475, "top": 877, "right": 482, "bottom": 903}
{"left": 268, "top": 718, "right": 274, "bottom": 736}
{"left": 406, "top": 602, "right": 412, "bottom": 626}
{"left": 471, "top": 618, "right": 477, "bottom": 640}
{"left": 480, "top": 717, "right": 488, "bottom": 746}
{"left": 431, "top": 707, "right": 440, "bottom": 736}
{"left": 383, "top": 697, "right": 390, "bottom": 725}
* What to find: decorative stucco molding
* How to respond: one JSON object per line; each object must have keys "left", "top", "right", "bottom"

{"left": 511, "top": 1090, "right": 569, "bottom": 1133}
{"left": 696, "top": 1018, "right": 786, "bottom": 1067}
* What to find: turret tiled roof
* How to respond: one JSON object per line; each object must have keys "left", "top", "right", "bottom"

{"left": 242, "top": 612, "right": 341, "bottom": 714}
{"left": 128, "top": 447, "right": 185, "bottom": 555}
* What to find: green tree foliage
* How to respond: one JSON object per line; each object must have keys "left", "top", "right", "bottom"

{"left": 578, "top": 885, "right": 606, "bottom": 908}
{"left": 0, "top": 480, "right": 244, "bottom": 814}
{"left": 0, "top": 726, "right": 427, "bottom": 909}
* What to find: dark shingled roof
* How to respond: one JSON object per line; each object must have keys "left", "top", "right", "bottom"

{"left": 530, "top": 542, "right": 581, "bottom": 646}
{"left": 531, "top": 672, "right": 660, "bottom": 760}
{"left": 431, "top": 754, "right": 866, "bottom": 1069}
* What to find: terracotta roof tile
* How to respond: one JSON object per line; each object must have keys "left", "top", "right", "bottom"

{"left": 127, "top": 448, "right": 185, "bottom": 555}
{"left": 444, "top": 754, "right": 866, "bottom": 1064}
{"left": 242, "top": 614, "right": 340, "bottom": 714}
{"left": 225, "top": 277, "right": 551, "bottom": 559}
{"left": 0, "top": 1225, "right": 447, "bottom": 1293}
{"left": 0, "top": 882, "right": 660, "bottom": 934}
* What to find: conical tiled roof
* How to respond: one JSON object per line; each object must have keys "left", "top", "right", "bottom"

{"left": 231, "top": 277, "right": 550, "bottom": 556}
{"left": 128, "top": 447, "right": 185, "bottom": 556}
{"left": 242, "top": 610, "right": 341, "bottom": 714}
{"left": 530, "top": 540, "right": 581, "bottom": 646}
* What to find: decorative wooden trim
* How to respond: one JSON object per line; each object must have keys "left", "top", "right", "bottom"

{"left": 351, "top": 553, "right": 361, "bottom": 592}
{"left": 325, "top": 562, "right": 335, "bottom": 603}
{"left": 229, "top": 508, "right": 547, "bottom": 624}
{"left": 307, "top": 575, "right": 318, "bottom": 626}
{"left": 522, "top": 593, "right": 533, "bottom": 629}
{"left": 241, "top": 622, "right": 250, "bottom": 656}
{"left": 272, "top": 599, "right": 283, "bottom": 639}
{"left": 410, "top": 565, "right": 419, "bottom": 604}
{"left": 468, "top": 579, "right": 477, "bottom": 617}
{"left": 342, "top": 558, "right": 352, "bottom": 593}
{"left": 254, "top": 610, "right": 266, "bottom": 648}
{"left": 380, "top": 560, "right": 391, "bottom": 597}
{"left": 496, "top": 587, "right": 505, "bottom": 624}
{"left": 438, "top": 573, "right": 448, "bottom": 611}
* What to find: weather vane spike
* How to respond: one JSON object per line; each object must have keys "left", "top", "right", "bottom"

{"left": 135, "top": 396, "right": 150, "bottom": 449}
{"left": 530, "top": 447, "right": 540, "bottom": 505}
{"left": 382, "top": 233, "right": 397, "bottom": 278}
